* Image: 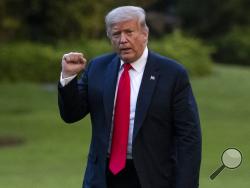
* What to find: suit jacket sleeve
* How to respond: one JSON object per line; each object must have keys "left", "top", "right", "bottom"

{"left": 58, "top": 63, "right": 91, "bottom": 123}
{"left": 173, "top": 68, "right": 202, "bottom": 188}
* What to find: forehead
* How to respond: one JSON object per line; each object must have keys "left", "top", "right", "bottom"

{"left": 111, "top": 19, "right": 140, "bottom": 31}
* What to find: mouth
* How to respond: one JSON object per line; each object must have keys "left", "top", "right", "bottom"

{"left": 120, "top": 48, "right": 132, "bottom": 53}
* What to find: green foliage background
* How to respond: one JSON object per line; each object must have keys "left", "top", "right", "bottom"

{"left": 149, "top": 31, "right": 214, "bottom": 76}
{"left": 213, "top": 26, "right": 250, "bottom": 65}
{"left": 0, "top": 0, "right": 157, "bottom": 42}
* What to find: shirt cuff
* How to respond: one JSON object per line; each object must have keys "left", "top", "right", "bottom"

{"left": 60, "top": 72, "right": 77, "bottom": 87}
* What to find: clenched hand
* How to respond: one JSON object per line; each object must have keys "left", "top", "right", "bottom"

{"left": 61, "top": 52, "right": 87, "bottom": 78}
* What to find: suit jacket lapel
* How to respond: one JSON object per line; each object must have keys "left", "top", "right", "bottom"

{"left": 133, "top": 52, "right": 160, "bottom": 140}
{"left": 103, "top": 55, "right": 120, "bottom": 132}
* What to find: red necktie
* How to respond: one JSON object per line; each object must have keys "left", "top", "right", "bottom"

{"left": 109, "top": 63, "right": 132, "bottom": 175}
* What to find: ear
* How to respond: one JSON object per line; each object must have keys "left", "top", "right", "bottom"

{"left": 141, "top": 29, "right": 149, "bottom": 43}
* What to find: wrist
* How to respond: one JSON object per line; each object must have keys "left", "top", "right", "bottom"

{"left": 62, "top": 71, "right": 75, "bottom": 79}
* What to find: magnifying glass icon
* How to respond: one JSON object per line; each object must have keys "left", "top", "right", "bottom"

{"left": 210, "top": 148, "right": 242, "bottom": 180}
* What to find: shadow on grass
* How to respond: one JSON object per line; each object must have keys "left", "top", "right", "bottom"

{"left": 0, "top": 136, "right": 25, "bottom": 148}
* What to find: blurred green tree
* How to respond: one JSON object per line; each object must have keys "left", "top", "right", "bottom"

{"left": 0, "top": 0, "right": 157, "bottom": 42}
{"left": 176, "top": 0, "right": 250, "bottom": 38}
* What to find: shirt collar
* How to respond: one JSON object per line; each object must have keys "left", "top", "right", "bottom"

{"left": 120, "top": 47, "right": 148, "bottom": 73}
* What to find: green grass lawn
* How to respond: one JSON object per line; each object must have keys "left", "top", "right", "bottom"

{"left": 0, "top": 65, "right": 250, "bottom": 188}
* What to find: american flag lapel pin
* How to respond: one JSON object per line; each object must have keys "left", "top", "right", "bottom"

{"left": 150, "top": 75, "right": 155, "bottom": 80}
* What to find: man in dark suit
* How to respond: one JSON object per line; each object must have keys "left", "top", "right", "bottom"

{"left": 58, "top": 6, "right": 201, "bottom": 188}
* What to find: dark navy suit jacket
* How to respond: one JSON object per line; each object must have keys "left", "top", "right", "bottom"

{"left": 58, "top": 51, "right": 202, "bottom": 188}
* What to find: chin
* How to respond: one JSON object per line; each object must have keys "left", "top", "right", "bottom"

{"left": 121, "top": 55, "right": 135, "bottom": 63}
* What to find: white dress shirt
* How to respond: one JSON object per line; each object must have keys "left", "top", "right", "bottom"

{"left": 60, "top": 47, "right": 149, "bottom": 158}
{"left": 60, "top": 72, "right": 77, "bottom": 87}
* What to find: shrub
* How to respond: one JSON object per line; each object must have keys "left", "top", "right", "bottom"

{"left": 56, "top": 39, "right": 112, "bottom": 60}
{"left": 149, "top": 30, "right": 214, "bottom": 76}
{"left": 213, "top": 26, "right": 250, "bottom": 65}
{"left": 0, "top": 40, "right": 112, "bottom": 82}
{"left": 0, "top": 42, "right": 61, "bottom": 82}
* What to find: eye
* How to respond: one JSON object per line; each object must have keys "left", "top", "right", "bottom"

{"left": 126, "top": 30, "right": 133, "bottom": 36}
{"left": 112, "top": 32, "right": 120, "bottom": 38}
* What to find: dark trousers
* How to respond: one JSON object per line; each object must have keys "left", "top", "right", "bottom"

{"left": 106, "top": 159, "right": 142, "bottom": 188}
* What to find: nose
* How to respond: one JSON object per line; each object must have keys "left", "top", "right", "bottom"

{"left": 119, "top": 33, "right": 128, "bottom": 44}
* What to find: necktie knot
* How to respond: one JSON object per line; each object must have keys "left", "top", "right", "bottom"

{"left": 123, "top": 63, "right": 132, "bottom": 71}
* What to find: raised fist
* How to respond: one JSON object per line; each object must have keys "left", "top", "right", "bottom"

{"left": 61, "top": 52, "right": 87, "bottom": 78}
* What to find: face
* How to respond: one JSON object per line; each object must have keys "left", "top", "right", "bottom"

{"left": 109, "top": 19, "right": 148, "bottom": 63}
